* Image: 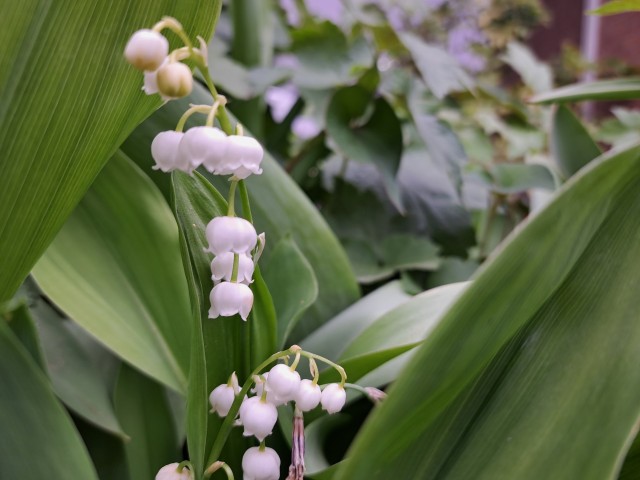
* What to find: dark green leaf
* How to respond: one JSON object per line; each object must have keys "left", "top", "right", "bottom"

{"left": 551, "top": 105, "right": 602, "bottom": 177}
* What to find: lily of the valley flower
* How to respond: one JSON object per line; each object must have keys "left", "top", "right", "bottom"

{"left": 155, "top": 463, "right": 193, "bottom": 480}
{"left": 320, "top": 383, "right": 346, "bottom": 414}
{"left": 252, "top": 373, "right": 288, "bottom": 406}
{"left": 156, "top": 62, "right": 193, "bottom": 100}
{"left": 239, "top": 396, "right": 278, "bottom": 441}
{"left": 125, "top": 29, "right": 168, "bottom": 71}
{"left": 151, "top": 131, "right": 187, "bottom": 172}
{"left": 266, "top": 363, "right": 301, "bottom": 401}
{"left": 205, "top": 216, "right": 257, "bottom": 255}
{"left": 208, "top": 282, "right": 253, "bottom": 320}
{"left": 242, "top": 447, "right": 281, "bottom": 480}
{"left": 209, "top": 372, "right": 240, "bottom": 417}
{"left": 178, "top": 126, "right": 228, "bottom": 173}
{"left": 217, "top": 135, "right": 264, "bottom": 179}
{"left": 294, "top": 379, "right": 321, "bottom": 412}
{"left": 211, "top": 252, "right": 254, "bottom": 284}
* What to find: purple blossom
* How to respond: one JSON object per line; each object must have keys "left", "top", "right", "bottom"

{"left": 265, "top": 84, "right": 299, "bottom": 123}
{"left": 306, "top": 0, "right": 344, "bottom": 23}
{"left": 279, "top": 0, "right": 301, "bottom": 26}
{"left": 292, "top": 116, "right": 321, "bottom": 139}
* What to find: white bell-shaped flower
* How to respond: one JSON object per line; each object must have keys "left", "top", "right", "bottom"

{"left": 125, "top": 29, "right": 168, "bottom": 71}
{"left": 218, "top": 135, "right": 264, "bottom": 179}
{"left": 295, "top": 379, "right": 322, "bottom": 412}
{"left": 142, "top": 58, "right": 168, "bottom": 95}
{"left": 251, "top": 373, "right": 287, "bottom": 406}
{"left": 242, "top": 447, "right": 281, "bottom": 480}
{"left": 157, "top": 62, "right": 193, "bottom": 100}
{"left": 266, "top": 363, "right": 301, "bottom": 401}
{"left": 151, "top": 131, "right": 189, "bottom": 172}
{"left": 155, "top": 463, "right": 193, "bottom": 480}
{"left": 205, "top": 216, "right": 257, "bottom": 255}
{"left": 211, "top": 252, "right": 254, "bottom": 284}
{"left": 208, "top": 281, "right": 253, "bottom": 321}
{"left": 209, "top": 372, "right": 240, "bottom": 417}
{"left": 178, "top": 126, "right": 228, "bottom": 173}
{"left": 321, "top": 383, "right": 347, "bottom": 414}
{"left": 239, "top": 396, "right": 278, "bottom": 441}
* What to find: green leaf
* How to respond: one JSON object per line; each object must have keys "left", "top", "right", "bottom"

{"left": 501, "top": 42, "right": 553, "bottom": 94}
{"left": 551, "top": 105, "right": 602, "bottom": 177}
{"left": 589, "top": 0, "right": 640, "bottom": 15}
{"left": 472, "top": 163, "right": 556, "bottom": 194}
{"left": 398, "top": 32, "right": 473, "bottom": 99}
{"left": 0, "top": 0, "right": 220, "bottom": 303}
{"left": 336, "top": 143, "right": 640, "bottom": 480}
{"left": 114, "top": 364, "right": 179, "bottom": 480}
{"left": 531, "top": 77, "right": 640, "bottom": 104}
{"left": 326, "top": 85, "right": 404, "bottom": 210}
{"left": 618, "top": 430, "right": 640, "bottom": 479}
{"left": 4, "top": 302, "right": 46, "bottom": 369}
{"left": 32, "top": 152, "right": 191, "bottom": 393}
{"left": 263, "top": 237, "right": 319, "bottom": 348}
{"left": 0, "top": 320, "right": 98, "bottom": 479}
{"left": 248, "top": 267, "right": 279, "bottom": 366}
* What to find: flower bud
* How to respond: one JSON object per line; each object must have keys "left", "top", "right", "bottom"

{"left": 266, "top": 363, "right": 301, "bottom": 401}
{"left": 125, "top": 29, "right": 168, "bottom": 71}
{"left": 178, "top": 126, "right": 228, "bottom": 173}
{"left": 211, "top": 252, "right": 254, "bottom": 284}
{"left": 320, "top": 383, "right": 346, "bottom": 414}
{"left": 151, "top": 131, "right": 189, "bottom": 172}
{"left": 205, "top": 216, "right": 257, "bottom": 255}
{"left": 142, "top": 59, "right": 167, "bottom": 95}
{"left": 155, "top": 463, "right": 192, "bottom": 480}
{"left": 209, "top": 372, "right": 240, "bottom": 417}
{"left": 239, "top": 396, "right": 278, "bottom": 441}
{"left": 294, "top": 379, "right": 321, "bottom": 412}
{"left": 217, "top": 135, "right": 264, "bottom": 179}
{"left": 208, "top": 281, "right": 254, "bottom": 320}
{"left": 242, "top": 447, "right": 281, "bottom": 480}
{"left": 157, "top": 62, "right": 193, "bottom": 100}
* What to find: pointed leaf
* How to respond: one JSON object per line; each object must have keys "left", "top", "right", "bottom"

{"left": 551, "top": 105, "right": 602, "bottom": 177}
{"left": 531, "top": 78, "right": 640, "bottom": 104}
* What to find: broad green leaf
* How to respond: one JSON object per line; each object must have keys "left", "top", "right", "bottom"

{"left": 531, "top": 77, "right": 640, "bottom": 104}
{"left": 398, "top": 32, "right": 473, "bottom": 99}
{"left": 249, "top": 267, "right": 279, "bottom": 366}
{"left": 76, "top": 419, "right": 130, "bottom": 480}
{"left": 326, "top": 85, "right": 404, "bottom": 209}
{"left": 0, "top": 321, "right": 98, "bottom": 479}
{"left": 501, "top": 42, "right": 552, "bottom": 94}
{"left": 337, "top": 143, "right": 640, "bottom": 480}
{"left": 263, "top": 237, "right": 319, "bottom": 348}
{"left": 123, "top": 83, "right": 360, "bottom": 339}
{"left": 0, "top": 0, "right": 219, "bottom": 303}
{"left": 589, "top": 0, "right": 640, "bottom": 15}
{"left": 618, "top": 431, "right": 640, "bottom": 479}
{"left": 471, "top": 163, "right": 556, "bottom": 194}
{"left": 4, "top": 302, "right": 46, "bottom": 369}
{"left": 114, "top": 364, "right": 179, "bottom": 480}
{"left": 32, "top": 152, "right": 190, "bottom": 393}
{"left": 551, "top": 105, "right": 602, "bottom": 177}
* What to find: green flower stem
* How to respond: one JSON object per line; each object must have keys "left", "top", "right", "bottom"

{"left": 299, "top": 351, "right": 347, "bottom": 387}
{"left": 343, "top": 383, "right": 368, "bottom": 395}
{"left": 194, "top": 61, "right": 234, "bottom": 135}
{"left": 205, "top": 346, "right": 301, "bottom": 467}
{"left": 178, "top": 460, "right": 193, "bottom": 472}
{"left": 230, "top": 254, "right": 239, "bottom": 283}
{"left": 227, "top": 179, "right": 238, "bottom": 216}
{"left": 203, "top": 461, "right": 234, "bottom": 480}
{"left": 176, "top": 104, "right": 211, "bottom": 132}
{"left": 238, "top": 180, "right": 253, "bottom": 223}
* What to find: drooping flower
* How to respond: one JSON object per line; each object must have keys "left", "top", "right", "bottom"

{"left": 251, "top": 373, "right": 288, "bottom": 406}
{"left": 294, "top": 379, "right": 321, "bottom": 412}
{"left": 156, "top": 62, "right": 193, "bottom": 100}
{"left": 124, "top": 29, "right": 168, "bottom": 71}
{"left": 155, "top": 463, "right": 193, "bottom": 480}
{"left": 239, "top": 396, "right": 278, "bottom": 441}
{"left": 242, "top": 447, "right": 281, "bottom": 480}
{"left": 320, "top": 383, "right": 346, "bottom": 414}
{"left": 266, "top": 363, "right": 301, "bottom": 401}
{"left": 205, "top": 216, "right": 257, "bottom": 255}
{"left": 216, "top": 136, "right": 264, "bottom": 179}
{"left": 211, "top": 252, "right": 254, "bottom": 284}
{"left": 208, "top": 282, "right": 254, "bottom": 320}
{"left": 209, "top": 372, "right": 240, "bottom": 417}
{"left": 151, "top": 131, "right": 188, "bottom": 172}
{"left": 178, "top": 126, "right": 228, "bottom": 173}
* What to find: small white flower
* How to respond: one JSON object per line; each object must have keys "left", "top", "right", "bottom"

{"left": 151, "top": 131, "right": 189, "bottom": 172}
{"left": 155, "top": 463, "right": 192, "bottom": 480}
{"left": 124, "top": 29, "right": 168, "bottom": 71}
{"left": 209, "top": 372, "right": 240, "bottom": 417}
{"left": 205, "top": 216, "right": 257, "bottom": 255}
{"left": 295, "top": 379, "right": 322, "bottom": 412}
{"left": 156, "top": 62, "right": 193, "bottom": 100}
{"left": 211, "top": 252, "right": 254, "bottom": 284}
{"left": 217, "top": 135, "right": 264, "bottom": 179}
{"left": 266, "top": 363, "right": 301, "bottom": 401}
{"left": 242, "top": 446, "right": 281, "bottom": 480}
{"left": 208, "top": 281, "right": 253, "bottom": 321}
{"left": 251, "top": 373, "right": 288, "bottom": 406}
{"left": 239, "top": 396, "right": 278, "bottom": 441}
{"left": 178, "top": 126, "right": 228, "bottom": 173}
{"left": 320, "top": 383, "right": 346, "bottom": 414}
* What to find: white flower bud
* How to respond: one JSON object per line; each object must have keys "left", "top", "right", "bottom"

{"left": 178, "top": 126, "right": 228, "bottom": 173}
{"left": 266, "top": 363, "right": 301, "bottom": 401}
{"left": 125, "top": 29, "right": 168, "bottom": 71}
{"left": 155, "top": 463, "right": 192, "bottom": 480}
{"left": 218, "top": 136, "right": 264, "bottom": 179}
{"left": 242, "top": 447, "right": 281, "bottom": 480}
{"left": 157, "top": 62, "right": 193, "bottom": 100}
{"left": 211, "top": 252, "right": 254, "bottom": 284}
{"left": 151, "top": 131, "right": 190, "bottom": 172}
{"left": 321, "top": 383, "right": 346, "bottom": 414}
{"left": 142, "top": 58, "right": 168, "bottom": 95}
{"left": 209, "top": 372, "right": 240, "bottom": 417}
{"left": 295, "top": 379, "right": 322, "bottom": 412}
{"left": 239, "top": 396, "right": 278, "bottom": 441}
{"left": 205, "top": 216, "right": 257, "bottom": 255}
{"left": 208, "top": 281, "right": 253, "bottom": 321}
